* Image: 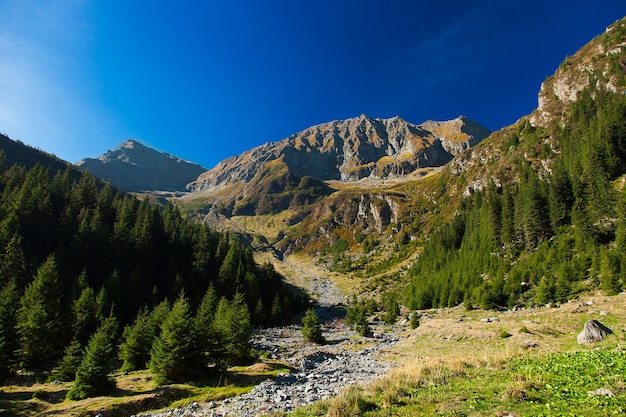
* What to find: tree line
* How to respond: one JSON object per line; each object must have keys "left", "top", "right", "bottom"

{"left": 0, "top": 159, "right": 305, "bottom": 396}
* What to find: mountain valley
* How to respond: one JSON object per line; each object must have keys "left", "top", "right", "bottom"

{"left": 0, "top": 15, "right": 625, "bottom": 417}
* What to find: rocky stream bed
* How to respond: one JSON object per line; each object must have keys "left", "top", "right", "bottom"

{"left": 134, "top": 275, "right": 400, "bottom": 417}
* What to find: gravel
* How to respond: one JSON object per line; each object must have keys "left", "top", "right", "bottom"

{"left": 133, "top": 319, "right": 399, "bottom": 417}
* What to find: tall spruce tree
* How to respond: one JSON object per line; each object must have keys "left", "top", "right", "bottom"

{"left": 149, "top": 294, "right": 202, "bottom": 383}
{"left": 195, "top": 285, "right": 218, "bottom": 363}
{"left": 119, "top": 307, "right": 156, "bottom": 372}
{"left": 67, "top": 317, "right": 118, "bottom": 400}
{"left": 17, "top": 255, "right": 63, "bottom": 367}
{"left": 52, "top": 338, "right": 83, "bottom": 382}
{"left": 212, "top": 293, "right": 253, "bottom": 367}
{"left": 0, "top": 280, "right": 19, "bottom": 377}
{"left": 72, "top": 286, "right": 100, "bottom": 347}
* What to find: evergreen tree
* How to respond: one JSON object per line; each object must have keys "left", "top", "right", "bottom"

{"left": 212, "top": 293, "right": 253, "bottom": 366}
{"left": 119, "top": 307, "right": 158, "bottom": 372}
{"left": 149, "top": 294, "right": 202, "bottom": 383}
{"left": 72, "top": 286, "right": 100, "bottom": 347}
{"left": 17, "top": 255, "right": 63, "bottom": 367}
{"left": 67, "top": 317, "right": 118, "bottom": 400}
{"left": 0, "top": 280, "right": 19, "bottom": 377}
{"left": 270, "top": 294, "right": 284, "bottom": 326}
{"left": 52, "top": 338, "right": 83, "bottom": 382}
{"left": 382, "top": 294, "right": 400, "bottom": 325}
{"left": 534, "top": 276, "right": 555, "bottom": 305}
{"left": 194, "top": 285, "right": 218, "bottom": 362}
{"left": 0, "top": 233, "right": 28, "bottom": 289}
{"left": 301, "top": 308, "right": 324, "bottom": 344}
{"left": 346, "top": 302, "right": 371, "bottom": 337}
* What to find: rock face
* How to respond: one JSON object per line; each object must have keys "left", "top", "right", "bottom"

{"left": 187, "top": 115, "right": 490, "bottom": 192}
{"left": 77, "top": 140, "right": 207, "bottom": 193}
{"left": 577, "top": 319, "right": 613, "bottom": 344}
{"left": 531, "top": 18, "right": 626, "bottom": 127}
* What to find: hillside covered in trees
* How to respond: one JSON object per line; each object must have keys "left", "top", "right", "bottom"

{"left": 406, "top": 21, "right": 626, "bottom": 310}
{"left": 0, "top": 153, "right": 304, "bottom": 397}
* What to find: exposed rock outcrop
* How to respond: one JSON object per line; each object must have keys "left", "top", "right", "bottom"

{"left": 531, "top": 18, "right": 626, "bottom": 127}
{"left": 187, "top": 115, "right": 490, "bottom": 192}
{"left": 77, "top": 140, "right": 207, "bottom": 193}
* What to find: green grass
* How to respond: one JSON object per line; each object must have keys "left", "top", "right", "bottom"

{"left": 0, "top": 361, "right": 292, "bottom": 417}
{"left": 290, "top": 344, "right": 626, "bottom": 417}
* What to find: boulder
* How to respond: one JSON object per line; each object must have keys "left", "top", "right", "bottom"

{"left": 577, "top": 319, "right": 613, "bottom": 344}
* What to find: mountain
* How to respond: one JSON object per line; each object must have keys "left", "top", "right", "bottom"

{"left": 176, "top": 16, "right": 626, "bottom": 302}
{"left": 77, "top": 140, "right": 207, "bottom": 193}
{"left": 181, "top": 115, "right": 490, "bottom": 224}
{"left": 188, "top": 115, "right": 490, "bottom": 192}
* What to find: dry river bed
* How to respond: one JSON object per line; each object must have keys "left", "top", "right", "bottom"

{"left": 134, "top": 316, "right": 400, "bottom": 417}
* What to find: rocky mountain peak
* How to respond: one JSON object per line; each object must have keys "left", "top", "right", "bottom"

{"left": 77, "top": 140, "right": 206, "bottom": 193}
{"left": 188, "top": 115, "right": 491, "bottom": 193}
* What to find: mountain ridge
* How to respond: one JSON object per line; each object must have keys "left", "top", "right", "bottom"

{"left": 187, "top": 114, "right": 490, "bottom": 193}
{"left": 76, "top": 139, "right": 207, "bottom": 193}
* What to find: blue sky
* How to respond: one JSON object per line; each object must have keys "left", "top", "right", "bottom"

{"left": 0, "top": 1, "right": 624, "bottom": 169}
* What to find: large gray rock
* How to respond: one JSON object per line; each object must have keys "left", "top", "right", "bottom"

{"left": 577, "top": 319, "right": 613, "bottom": 344}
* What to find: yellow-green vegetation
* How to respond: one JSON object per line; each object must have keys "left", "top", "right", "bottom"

{"left": 0, "top": 361, "right": 292, "bottom": 417}
{"left": 290, "top": 293, "right": 626, "bottom": 416}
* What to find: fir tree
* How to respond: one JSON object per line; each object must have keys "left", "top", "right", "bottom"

{"left": 17, "top": 255, "right": 63, "bottom": 367}
{"left": 0, "top": 233, "right": 28, "bottom": 289}
{"left": 119, "top": 307, "right": 156, "bottom": 372}
{"left": 301, "top": 308, "right": 324, "bottom": 344}
{"left": 52, "top": 338, "right": 83, "bottom": 382}
{"left": 0, "top": 280, "right": 19, "bottom": 377}
{"left": 212, "top": 293, "right": 253, "bottom": 366}
{"left": 149, "top": 294, "right": 202, "bottom": 383}
{"left": 67, "top": 317, "right": 117, "bottom": 400}
{"left": 382, "top": 294, "right": 400, "bottom": 325}
{"left": 72, "top": 286, "right": 100, "bottom": 347}
{"left": 194, "top": 285, "right": 218, "bottom": 362}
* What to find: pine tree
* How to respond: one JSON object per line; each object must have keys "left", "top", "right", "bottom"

{"left": 119, "top": 307, "right": 156, "bottom": 372}
{"left": 0, "top": 233, "right": 28, "bottom": 289}
{"left": 72, "top": 286, "right": 100, "bottom": 347}
{"left": 302, "top": 308, "right": 324, "bottom": 344}
{"left": 211, "top": 293, "right": 253, "bottom": 366}
{"left": 149, "top": 294, "right": 202, "bottom": 383}
{"left": 346, "top": 302, "right": 371, "bottom": 337}
{"left": 66, "top": 317, "right": 117, "bottom": 400}
{"left": 382, "top": 294, "right": 400, "bottom": 325}
{"left": 52, "top": 338, "right": 83, "bottom": 382}
{"left": 17, "top": 255, "right": 62, "bottom": 367}
{"left": 0, "top": 280, "right": 19, "bottom": 377}
{"left": 225, "top": 292, "right": 252, "bottom": 364}
{"left": 195, "top": 285, "right": 218, "bottom": 362}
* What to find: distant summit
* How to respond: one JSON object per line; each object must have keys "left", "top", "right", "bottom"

{"left": 77, "top": 140, "right": 207, "bottom": 193}
{"left": 188, "top": 115, "right": 491, "bottom": 193}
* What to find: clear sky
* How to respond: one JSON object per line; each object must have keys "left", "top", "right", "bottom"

{"left": 0, "top": 1, "right": 624, "bottom": 169}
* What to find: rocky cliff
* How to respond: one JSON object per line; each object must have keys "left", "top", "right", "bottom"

{"left": 187, "top": 115, "right": 490, "bottom": 192}
{"left": 531, "top": 18, "right": 626, "bottom": 127}
{"left": 77, "top": 140, "right": 207, "bottom": 193}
